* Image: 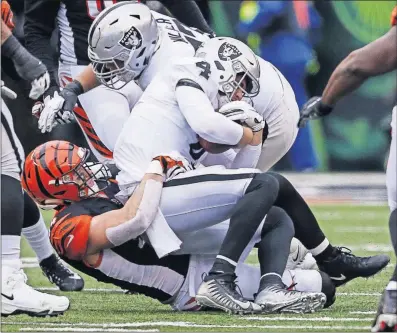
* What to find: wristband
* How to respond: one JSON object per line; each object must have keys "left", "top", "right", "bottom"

{"left": 319, "top": 102, "right": 334, "bottom": 116}
{"left": 66, "top": 80, "right": 84, "bottom": 95}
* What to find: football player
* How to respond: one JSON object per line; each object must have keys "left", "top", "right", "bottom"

{"left": 37, "top": 1, "right": 300, "bottom": 173}
{"left": 22, "top": 140, "right": 336, "bottom": 312}
{"left": 112, "top": 36, "right": 389, "bottom": 313}
{"left": 1, "top": 14, "right": 70, "bottom": 317}
{"left": 299, "top": 6, "right": 397, "bottom": 333}
{"left": 24, "top": 0, "right": 213, "bottom": 164}
{"left": 2, "top": 0, "right": 84, "bottom": 292}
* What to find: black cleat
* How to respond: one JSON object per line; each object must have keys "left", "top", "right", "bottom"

{"left": 40, "top": 254, "right": 84, "bottom": 292}
{"left": 318, "top": 247, "right": 390, "bottom": 287}
{"left": 372, "top": 289, "right": 397, "bottom": 332}
{"left": 196, "top": 273, "right": 262, "bottom": 314}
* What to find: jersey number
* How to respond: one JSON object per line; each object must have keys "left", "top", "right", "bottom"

{"left": 196, "top": 61, "right": 211, "bottom": 80}
{"left": 86, "top": 0, "right": 118, "bottom": 19}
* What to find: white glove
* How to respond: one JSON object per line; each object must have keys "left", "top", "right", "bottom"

{"left": 29, "top": 72, "right": 50, "bottom": 100}
{"left": 38, "top": 91, "right": 74, "bottom": 133}
{"left": 218, "top": 101, "right": 265, "bottom": 132}
{"left": 1, "top": 80, "right": 17, "bottom": 99}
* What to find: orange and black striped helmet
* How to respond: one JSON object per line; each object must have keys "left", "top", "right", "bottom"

{"left": 22, "top": 140, "right": 111, "bottom": 207}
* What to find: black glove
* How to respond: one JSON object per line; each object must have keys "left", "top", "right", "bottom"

{"left": 60, "top": 80, "right": 84, "bottom": 114}
{"left": 298, "top": 96, "right": 334, "bottom": 128}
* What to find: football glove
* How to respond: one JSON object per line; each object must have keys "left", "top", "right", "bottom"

{"left": 218, "top": 100, "right": 265, "bottom": 132}
{"left": 149, "top": 152, "right": 194, "bottom": 181}
{"left": 298, "top": 96, "right": 334, "bottom": 128}
{"left": 37, "top": 91, "right": 75, "bottom": 133}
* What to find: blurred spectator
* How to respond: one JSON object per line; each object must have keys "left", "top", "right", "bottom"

{"left": 237, "top": 0, "right": 322, "bottom": 171}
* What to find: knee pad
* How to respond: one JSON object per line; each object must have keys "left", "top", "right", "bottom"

{"left": 1, "top": 175, "right": 24, "bottom": 235}
{"left": 23, "top": 192, "right": 40, "bottom": 228}
{"left": 262, "top": 206, "right": 295, "bottom": 238}
{"left": 246, "top": 172, "right": 279, "bottom": 196}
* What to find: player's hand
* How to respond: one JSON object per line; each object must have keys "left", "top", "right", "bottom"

{"left": 57, "top": 80, "right": 83, "bottom": 120}
{"left": 37, "top": 92, "right": 74, "bottom": 133}
{"left": 150, "top": 152, "right": 194, "bottom": 181}
{"left": 1, "top": 80, "right": 17, "bottom": 99}
{"left": 1, "top": 0, "right": 15, "bottom": 30}
{"left": 219, "top": 101, "right": 265, "bottom": 132}
{"left": 29, "top": 72, "right": 51, "bottom": 100}
{"left": 298, "top": 96, "right": 333, "bottom": 128}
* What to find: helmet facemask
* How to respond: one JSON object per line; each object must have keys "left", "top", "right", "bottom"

{"left": 218, "top": 60, "right": 260, "bottom": 107}
{"left": 48, "top": 150, "right": 112, "bottom": 202}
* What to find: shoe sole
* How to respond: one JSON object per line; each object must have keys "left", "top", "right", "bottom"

{"left": 195, "top": 295, "right": 261, "bottom": 315}
{"left": 372, "top": 314, "right": 397, "bottom": 332}
{"left": 258, "top": 293, "right": 326, "bottom": 314}
{"left": 1, "top": 303, "right": 70, "bottom": 318}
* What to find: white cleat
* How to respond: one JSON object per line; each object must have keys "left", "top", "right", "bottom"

{"left": 286, "top": 238, "right": 318, "bottom": 270}
{"left": 1, "top": 265, "right": 70, "bottom": 317}
{"left": 254, "top": 284, "right": 326, "bottom": 314}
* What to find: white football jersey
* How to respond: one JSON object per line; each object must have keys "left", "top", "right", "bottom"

{"left": 137, "top": 12, "right": 211, "bottom": 91}
{"left": 114, "top": 57, "right": 221, "bottom": 185}
{"left": 252, "top": 57, "right": 291, "bottom": 124}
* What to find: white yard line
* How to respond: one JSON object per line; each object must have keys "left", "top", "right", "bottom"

{"left": 350, "top": 311, "right": 377, "bottom": 315}
{"left": 243, "top": 316, "right": 371, "bottom": 322}
{"left": 3, "top": 321, "right": 372, "bottom": 331}
{"left": 21, "top": 329, "right": 158, "bottom": 332}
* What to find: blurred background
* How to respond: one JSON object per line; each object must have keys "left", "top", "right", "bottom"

{"left": 2, "top": 0, "right": 396, "bottom": 173}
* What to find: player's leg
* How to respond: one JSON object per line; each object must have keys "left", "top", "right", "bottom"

{"left": 252, "top": 206, "right": 325, "bottom": 313}
{"left": 267, "top": 172, "right": 390, "bottom": 286}
{"left": 22, "top": 193, "right": 84, "bottom": 291}
{"left": 1, "top": 100, "right": 69, "bottom": 317}
{"left": 372, "top": 107, "right": 397, "bottom": 333}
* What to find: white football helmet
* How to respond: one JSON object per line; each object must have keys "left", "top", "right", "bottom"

{"left": 195, "top": 37, "right": 260, "bottom": 107}
{"left": 88, "top": 1, "right": 158, "bottom": 89}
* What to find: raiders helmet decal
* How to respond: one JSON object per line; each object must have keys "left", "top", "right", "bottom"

{"left": 218, "top": 42, "right": 242, "bottom": 61}
{"left": 119, "top": 26, "right": 143, "bottom": 50}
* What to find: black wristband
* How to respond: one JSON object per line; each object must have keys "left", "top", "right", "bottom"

{"left": 319, "top": 102, "right": 334, "bottom": 116}
{"left": 2, "top": 34, "right": 21, "bottom": 58}
{"left": 67, "top": 80, "right": 84, "bottom": 95}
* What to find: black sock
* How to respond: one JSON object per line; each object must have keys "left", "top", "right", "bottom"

{"left": 314, "top": 244, "right": 335, "bottom": 264}
{"left": 389, "top": 209, "right": 397, "bottom": 282}
{"left": 209, "top": 173, "right": 279, "bottom": 275}
{"left": 22, "top": 192, "right": 41, "bottom": 228}
{"left": 268, "top": 172, "right": 333, "bottom": 251}
{"left": 1, "top": 175, "right": 24, "bottom": 236}
{"left": 257, "top": 207, "right": 294, "bottom": 287}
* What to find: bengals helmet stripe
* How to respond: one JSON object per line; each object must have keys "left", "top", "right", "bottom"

{"left": 53, "top": 141, "right": 64, "bottom": 177}
{"left": 39, "top": 142, "right": 57, "bottom": 179}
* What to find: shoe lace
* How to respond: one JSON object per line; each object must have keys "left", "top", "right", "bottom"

{"left": 8, "top": 269, "right": 28, "bottom": 288}
{"left": 334, "top": 246, "right": 361, "bottom": 265}
{"left": 42, "top": 258, "right": 74, "bottom": 280}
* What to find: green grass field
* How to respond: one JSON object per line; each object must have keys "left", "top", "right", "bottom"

{"left": 1, "top": 204, "right": 395, "bottom": 332}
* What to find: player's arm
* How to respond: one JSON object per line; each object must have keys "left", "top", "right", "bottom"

{"left": 159, "top": 0, "right": 214, "bottom": 35}
{"left": 176, "top": 81, "right": 254, "bottom": 147}
{"left": 299, "top": 26, "right": 397, "bottom": 127}
{"left": 24, "top": 0, "right": 61, "bottom": 98}
{"left": 86, "top": 172, "right": 164, "bottom": 255}
{"left": 322, "top": 26, "right": 397, "bottom": 106}
{"left": 1, "top": 18, "right": 50, "bottom": 99}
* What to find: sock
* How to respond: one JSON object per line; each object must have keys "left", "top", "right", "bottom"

{"left": 312, "top": 241, "right": 335, "bottom": 263}
{"left": 22, "top": 213, "right": 53, "bottom": 262}
{"left": 2, "top": 235, "right": 21, "bottom": 264}
{"left": 209, "top": 173, "right": 279, "bottom": 275}
{"left": 259, "top": 273, "right": 283, "bottom": 289}
{"left": 389, "top": 209, "right": 397, "bottom": 283}
{"left": 269, "top": 172, "right": 334, "bottom": 252}
{"left": 386, "top": 280, "right": 397, "bottom": 290}
{"left": 211, "top": 256, "right": 237, "bottom": 275}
